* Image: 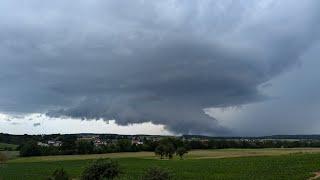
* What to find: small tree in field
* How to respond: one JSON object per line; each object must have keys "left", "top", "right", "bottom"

{"left": 81, "top": 158, "right": 121, "bottom": 180}
{"left": 0, "top": 152, "right": 8, "bottom": 164}
{"left": 142, "top": 167, "right": 172, "bottom": 180}
{"left": 155, "top": 144, "right": 166, "bottom": 159}
{"left": 176, "top": 147, "right": 188, "bottom": 159}
{"left": 164, "top": 143, "right": 175, "bottom": 159}
{"left": 155, "top": 138, "right": 176, "bottom": 159}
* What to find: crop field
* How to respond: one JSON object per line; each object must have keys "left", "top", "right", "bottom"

{"left": 1, "top": 148, "right": 320, "bottom": 179}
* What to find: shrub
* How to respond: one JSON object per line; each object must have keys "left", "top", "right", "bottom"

{"left": 0, "top": 152, "right": 8, "bottom": 164}
{"left": 81, "top": 158, "right": 121, "bottom": 180}
{"left": 48, "top": 168, "right": 69, "bottom": 180}
{"left": 142, "top": 167, "right": 172, "bottom": 180}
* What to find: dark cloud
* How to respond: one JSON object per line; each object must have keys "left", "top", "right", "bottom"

{"left": 215, "top": 43, "right": 320, "bottom": 136}
{"left": 0, "top": 0, "right": 320, "bottom": 135}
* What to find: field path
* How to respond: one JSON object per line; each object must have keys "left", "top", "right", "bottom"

{"left": 8, "top": 148, "right": 320, "bottom": 163}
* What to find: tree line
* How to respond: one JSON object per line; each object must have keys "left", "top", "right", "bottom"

{"left": 19, "top": 137, "right": 320, "bottom": 158}
{"left": 3, "top": 133, "right": 320, "bottom": 157}
{"left": 19, "top": 136, "right": 148, "bottom": 157}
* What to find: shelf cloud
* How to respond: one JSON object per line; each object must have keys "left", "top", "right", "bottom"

{"left": 0, "top": 0, "right": 320, "bottom": 135}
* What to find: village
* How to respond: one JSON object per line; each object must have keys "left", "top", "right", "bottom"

{"left": 36, "top": 134, "right": 161, "bottom": 148}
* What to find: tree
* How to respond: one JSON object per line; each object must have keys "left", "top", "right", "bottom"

{"left": 20, "top": 141, "right": 41, "bottom": 157}
{"left": 81, "top": 159, "right": 121, "bottom": 180}
{"left": 155, "top": 144, "right": 166, "bottom": 159}
{"left": 142, "top": 139, "right": 159, "bottom": 151}
{"left": 48, "top": 168, "right": 69, "bottom": 180}
{"left": 0, "top": 152, "right": 8, "bottom": 164}
{"left": 164, "top": 143, "right": 175, "bottom": 159}
{"left": 142, "top": 167, "right": 172, "bottom": 180}
{"left": 176, "top": 147, "right": 188, "bottom": 159}
{"left": 60, "top": 135, "right": 77, "bottom": 154}
{"left": 155, "top": 138, "right": 177, "bottom": 159}
{"left": 117, "top": 139, "right": 132, "bottom": 152}
{"left": 76, "top": 140, "right": 94, "bottom": 154}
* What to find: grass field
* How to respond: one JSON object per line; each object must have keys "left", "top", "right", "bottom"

{"left": 1, "top": 148, "right": 320, "bottom": 179}
{"left": 0, "top": 143, "right": 18, "bottom": 151}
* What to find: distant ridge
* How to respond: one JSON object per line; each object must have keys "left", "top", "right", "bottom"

{"left": 182, "top": 134, "right": 320, "bottom": 140}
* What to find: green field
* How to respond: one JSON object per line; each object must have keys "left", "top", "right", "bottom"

{"left": 1, "top": 148, "right": 320, "bottom": 179}
{"left": 0, "top": 143, "right": 18, "bottom": 151}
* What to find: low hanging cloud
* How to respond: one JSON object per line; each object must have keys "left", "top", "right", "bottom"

{"left": 1, "top": 0, "right": 320, "bottom": 135}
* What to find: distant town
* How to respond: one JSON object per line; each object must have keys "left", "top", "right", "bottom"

{"left": 2, "top": 133, "right": 320, "bottom": 153}
{"left": 33, "top": 134, "right": 320, "bottom": 148}
{"left": 35, "top": 134, "right": 151, "bottom": 148}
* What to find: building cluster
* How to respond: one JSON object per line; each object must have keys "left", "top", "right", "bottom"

{"left": 37, "top": 134, "right": 152, "bottom": 147}
{"left": 77, "top": 135, "right": 110, "bottom": 146}
{"left": 77, "top": 135, "right": 145, "bottom": 146}
{"left": 37, "top": 140, "right": 62, "bottom": 147}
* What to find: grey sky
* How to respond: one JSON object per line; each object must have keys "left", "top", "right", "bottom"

{"left": 0, "top": 0, "right": 320, "bottom": 135}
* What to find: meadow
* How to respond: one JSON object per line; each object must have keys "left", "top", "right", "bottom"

{"left": 1, "top": 148, "right": 320, "bottom": 179}
{"left": 0, "top": 143, "right": 18, "bottom": 151}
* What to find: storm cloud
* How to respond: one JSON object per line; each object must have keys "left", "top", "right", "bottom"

{"left": 1, "top": 0, "right": 320, "bottom": 135}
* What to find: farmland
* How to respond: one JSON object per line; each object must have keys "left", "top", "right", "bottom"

{"left": 1, "top": 148, "right": 320, "bottom": 179}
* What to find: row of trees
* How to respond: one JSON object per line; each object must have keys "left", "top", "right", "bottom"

{"left": 18, "top": 136, "right": 320, "bottom": 157}
{"left": 20, "top": 139, "right": 146, "bottom": 157}
{"left": 19, "top": 137, "right": 191, "bottom": 160}
{"left": 187, "top": 139, "right": 320, "bottom": 149}
{"left": 19, "top": 134, "right": 163, "bottom": 157}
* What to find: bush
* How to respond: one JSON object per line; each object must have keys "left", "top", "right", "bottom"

{"left": 48, "top": 168, "right": 69, "bottom": 180}
{"left": 0, "top": 152, "right": 8, "bottom": 164}
{"left": 81, "top": 158, "right": 121, "bottom": 180}
{"left": 142, "top": 167, "right": 172, "bottom": 180}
